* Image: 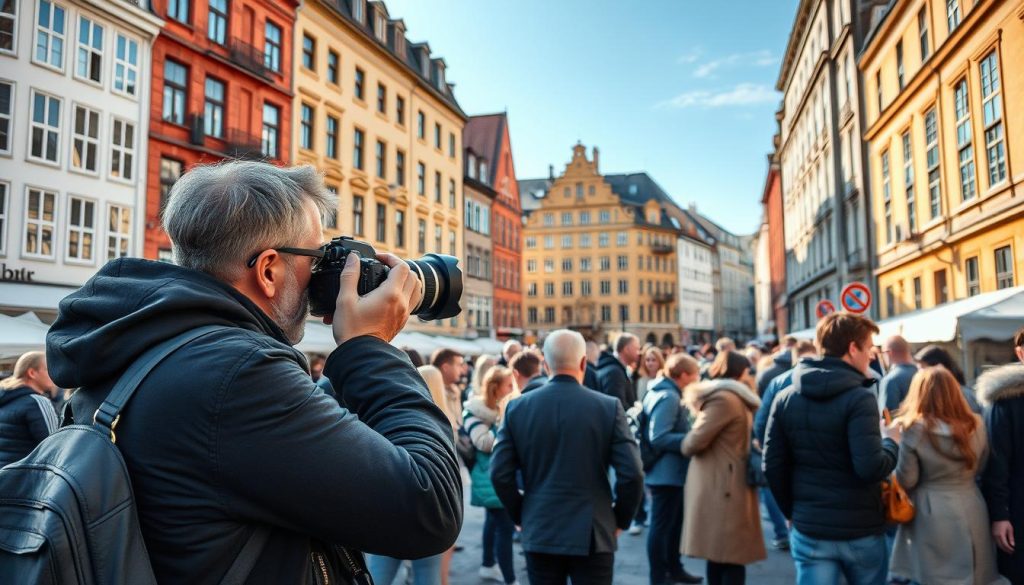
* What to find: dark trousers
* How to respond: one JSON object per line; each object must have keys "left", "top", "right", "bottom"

{"left": 525, "top": 551, "right": 614, "bottom": 585}
{"left": 706, "top": 561, "right": 745, "bottom": 585}
{"left": 482, "top": 507, "right": 516, "bottom": 583}
{"left": 647, "top": 485, "right": 684, "bottom": 584}
{"left": 634, "top": 486, "right": 648, "bottom": 524}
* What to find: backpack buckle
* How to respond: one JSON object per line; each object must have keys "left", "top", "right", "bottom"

{"left": 93, "top": 410, "right": 122, "bottom": 443}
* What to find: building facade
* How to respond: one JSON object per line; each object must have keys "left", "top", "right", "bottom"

{"left": 520, "top": 145, "right": 682, "bottom": 346}
{"left": 0, "top": 0, "right": 162, "bottom": 317}
{"left": 762, "top": 135, "right": 790, "bottom": 336}
{"left": 676, "top": 232, "right": 716, "bottom": 345}
{"left": 462, "top": 150, "right": 494, "bottom": 338}
{"left": 688, "top": 207, "right": 757, "bottom": 341}
{"left": 861, "top": 0, "right": 1024, "bottom": 318}
{"left": 753, "top": 220, "right": 774, "bottom": 340}
{"left": 145, "top": 0, "right": 297, "bottom": 259}
{"left": 777, "top": 0, "right": 886, "bottom": 331}
{"left": 293, "top": 0, "right": 466, "bottom": 335}
{"left": 464, "top": 113, "right": 523, "bottom": 341}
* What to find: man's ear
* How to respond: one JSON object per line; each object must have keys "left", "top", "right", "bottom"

{"left": 251, "top": 250, "right": 284, "bottom": 299}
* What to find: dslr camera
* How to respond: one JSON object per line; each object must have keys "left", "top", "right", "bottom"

{"left": 307, "top": 236, "right": 463, "bottom": 320}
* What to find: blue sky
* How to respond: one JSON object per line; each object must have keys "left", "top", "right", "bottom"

{"left": 384, "top": 0, "right": 799, "bottom": 235}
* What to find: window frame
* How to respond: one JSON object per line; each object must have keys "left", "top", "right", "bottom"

{"left": 302, "top": 34, "right": 316, "bottom": 71}
{"left": 902, "top": 131, "right": 915, "bottom": 233}
{"left": 396, "top": 96, "right": 405, "bottom": 126}
{"left": 979, "top": 51, "right": 1006, "bottom": 188}
{"left": 207, "top": 0, "right": 228, "bottom": 45}
{"left": 70, "top": 103, "right": 101, "bottom": 176}
{"left": 204, "top": 76, "right": 226, "bottom": 139}
{"left": 394, "top": 209, "right": 405, "bottom": 248}
{"left": 34, "top": 0, "right": 67, "bottom": 72}
{"left": 327, "top": 50, "right": 339, "bottom": 85}
{"left": 376, "top": 83, "right": 386, "bottom": 114}
{"left": 995, "top": 245, "right": 1015, "bottom": 290}
{"left": 22, "top": 185, "right": 58, "bottom": 260}
{"left": 354, "top": 67, "right": 365, "bottom": 101}
{"left": 375, "top": 139, "right": 386, "bottom": 179}
{"left": 918, "top": 7, "right": 930, "bottom": 62}
{"left": 162, "top": 59, "right": 188, "bottom": 126}
{"left": 28, "top": 89, "right": 62, "bottom": 166}
{"left": 167, "top": 0, "right": 190, "bottom": 24}
{"left": 924, "top": 107, "right": 941, "bottom": 219}
{"left": 264, "top": 21, "right": 282, "bottom": 73}
{"left": 375, "top": 202, "right": 387, "bottom": 243}
{"left": 881, "top": 149, "right": 892, "bottom": 243}
{"left": 65, "top": 194, "right": 97, "bottom": 265}
{"left": 0, "top": 181, "right": 8, "bottom": 255}
{"left": 953, "top": 78, "right": 976, "bottom": 202}
{"left": 261, "top": 102, "right": 280, "bottom": 159}
{"left": 946, "top": 0, "right": 961, "bottom": 33}
{"left": 965, "top": 256, "right": 980, "bottom": 296}
{"left": 0, "top": 0, "right": 17, "bottom": 57}
{"left": 352, "top": 195, "right": 365, "bottom": 236}
{"left": 0, "top": 79, "right": 14, "bottom": 156}
{"left": 158, "top": 157, "right": 183, "bottom": 213}
{"left": 75, "top": 14, "right": 104, "bottom": 85}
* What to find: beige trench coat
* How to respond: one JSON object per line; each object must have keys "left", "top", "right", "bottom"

{"left": 680, "top": 379, "right": 767, "bottom": 565}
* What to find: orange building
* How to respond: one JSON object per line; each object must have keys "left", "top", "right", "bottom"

{"left": 145, "top": 0, "right": 297, "bottom": 258}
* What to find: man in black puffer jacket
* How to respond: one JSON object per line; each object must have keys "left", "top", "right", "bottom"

{"left": 764, "top": 313, "right": 900, "bottom": 585}
{"left": 596, "top": 333, "right": 639, "bottom": 410}
{"left": 0, "top": 352, "right": 60, "bottom": 468}
{"left": 755, "top": 336, "right": 796, "bottom": 396}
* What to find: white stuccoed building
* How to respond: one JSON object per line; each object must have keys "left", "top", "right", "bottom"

{"left": 0, "top": 0, "right": 162, "bottom": 318}
{"left": 677, "top": 230, "right": 716, "bottom": 345}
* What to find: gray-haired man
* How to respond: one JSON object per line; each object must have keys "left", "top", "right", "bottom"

{"left": 46, "top": 161, "right": 461, "bottom": 583}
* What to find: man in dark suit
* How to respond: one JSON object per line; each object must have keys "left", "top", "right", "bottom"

{"left": 491, "top": 329, "right": 643, "bottom": 585}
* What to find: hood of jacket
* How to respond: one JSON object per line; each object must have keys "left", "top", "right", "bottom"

{"left": 0, "top": 387, "right": 35, "bottom": 408}
{"left": 772, "top": 351, "right": 793, "bottom": 369}
{"left": 597, "top": 351, "right": 627, "bottom": 374}
{"left": 650, "top": 376, "right": 681, "bottom": 397}
{"left": 685, "top": 378, "right": 760, "bottom": 412}
{"left": 792, "top": 357, "right": 874, "bottom": 401}
{"left": 463, "top": 395, "right": 497, "bottom": 425}
{"left": 45, "top": 258, "right": 293, "bottom": 389}
{"left": 975, "top": 364, "right": 1024, "bottom": 406}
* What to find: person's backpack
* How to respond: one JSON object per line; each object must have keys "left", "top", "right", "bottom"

{"left": 0, "top": 326, "right": 268, "bottom": 585}
{"left": 455, "top": 426, "right": 477, "bottom": 470}
{"left": 633, "top": 397, "right": 661, "bottom": 472}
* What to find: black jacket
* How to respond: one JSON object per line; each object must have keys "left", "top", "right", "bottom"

{"left": 521, "top": 374, "right": 548, "bottom": 394}
{"left": 583, "top": 363, "right": 600, "bottom": 392}
{"left": 642, "top": 377, "right": 690, "bottom": 487}
{"left": 0, "top": 386, "right": 59, "bottom": 468}
{"left": 45, "top": 258, "right": 462, "bottom": 585}
{"left": 763, "top": 357, "right": 898, "bottom": 541}
{"left": 756, "top": 351, "right": 792, "bottom": 396}
{"left": 596, "top": 351, "right": 635, "bottom": 410}
{"left": 978, "top": 364, "right": 1024, "bottom": 582}
{"left": 490, "top": 374, "right": 642, "bottom": 556}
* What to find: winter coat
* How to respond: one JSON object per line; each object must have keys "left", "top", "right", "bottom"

{"left": 978, "top": 364, "right": 1024, "bottom": 583}
{"left": 0, "top": 386, "right": 59, "bottom": 468}
{"left": 753, "top": 369, "right": 794, "bottom": 444}
{"left": 889, "top": 419, "right": 1003, "bottom": 585}
{"left": 584, "top": 363, "right": 600, "bottom": 392}
{"left": 680, "top": 378, "right": 766, "bottom": 565}
{"left": 45, "top": 258, "right": 462, "bottom": 585}
{"left": 756, "top": 351, "right": 792, "bottom": 396}
{"left": 521, "top": 374, "right": 547, "bottom": 394}
{"left": 464, "top": 397, "right": 502, "bottom": 508}
{"left": 597, "top": 351, "right": 636, "bottom": 410}
{"left": 643, "top": 377, "right": 690, "bottom": 487}
{"left": 763, "top": 357, "right": 898, "bottom": 540}
{"left": 880, "top": 363, "right": 918, "bottom": 414}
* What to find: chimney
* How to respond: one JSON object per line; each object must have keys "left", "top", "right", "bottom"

{"left": 689, "top": 202, "right": 697, "bottom": 214}
{"left": 592, "top": 146, "right": 599, "bottom": 172}
{"left": 548, "top": 164, "right": 554, "bottom": 180}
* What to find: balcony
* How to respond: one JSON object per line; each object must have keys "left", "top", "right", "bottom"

{"left": 225, "top": 129, "right": 266, "bottom": 160}
{"left": 652, "top": 291, "right": 674, "bottom": 304}
{"left": 651, "top": 242, "right": 674, "bottom": 255}
{"left": 229, "top": 39, "right": 272, "bottom": 80}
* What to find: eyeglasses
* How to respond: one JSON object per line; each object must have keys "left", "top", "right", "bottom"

{"left": 246, "top": 247, "right": 325, "bottom": 268}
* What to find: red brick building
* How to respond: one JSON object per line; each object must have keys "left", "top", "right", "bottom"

{"left": 145, "top": 0, "right": 297, "bottom": 258}
{"left": 762, "top": 133, "right": 788, "bottom": 337}
{"left": 464, "top": 113, "right": 523, "bottom": 340}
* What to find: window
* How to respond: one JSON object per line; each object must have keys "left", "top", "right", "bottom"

{"left": 924, "top": 108, "right": 941, "bottom": 219}
{"left": 600, "top": 280, "right": 611, "bottom": 295}
{"left": 24, "top": 187, "right": 56, "bottom": 258}
{"left": 394, "top": 210, "right": 405, "bottom": 247}
{"left": 619, "top": 305, "right": 630, "bottom": 322}
{"left": 600, "top": 305, "right": 611, "bottom": 321}
{"left": 112, "top": 34, "right": 139, "bottom": 96}
{"left": 618, "top": 255, "right": 628, "bottom": 270}
{"left": 326, "top": 50, "right": 339, "bottom": 84}
{"left": 618, "top": 279, "right": 628, "bottom": 294}
{"left": 375, "top": 203, "right": 386, "bottom": 243}
{"left": 0, "top": 1, "right": 15, "bottom": 54}
{"left": 599, "top": 210, "right": 610, "bottom": 223}
{"left": 76, "top": 16, "right": 103, "bottom": 83}
{"left": 168, "top": 0, "right": 189, "bottom": 23}
{"left": 561, "top": 235, "right": 572, "bottom": 249}
{"left": 205, "top": 78, "right": 226, "bottom": 138}
{"left": 352, "top": 128, "right": 364, "bottom": 170}
{"left": 544, "top": 307, "right": 555, "bottom": 323}
{"left": 526, "top": 236, "right": 536, "bottom": 249}
{"left": 576, "top": 183, "right": 583, "bottom": 198}
{"left": 417, "top": 219, "right": 426, "bottom": 253}
{"left": 544, "top": 258, "right": 554, "bottom": 273}
{"left": 599, "top": 232, "right": 609, "bottom": 248}
{"left": 434, "top": 171, "right": 441, "bottom": 203}
{"left": 159, "top": 157, "right": 182, "bottom": 211}
{"left": 352, "top": 195, "right": 364, "bottom": 236}
{"left": 902, "top": 132, "right": 915, "bottom": 233}
{"left": 207, "top": 0, "right": 227, "bottom": 44}
{"left": 895, "top": 41, "right": 905, "bottom": 91}
{"left": 482, "top": 250, "right": 490, "bottom": 278}
{"left": 946, "top": 0, "right": 961, "bottom": 32}
{"left": 580, "top": 211, "right": 591, "bottom": 225}
{"left": 396, "top": 96, "right": 405, "bottom": 125}
{"left": 66, "top": 196, "right": 95, "bottom": 262}
{"left": 326, "top": 115, "right": 338, "bottom": 159}
{"left": 264, "top": 22, "right": 281, "bottom": 72}
{"left": 302, "top": 34, "right": 315, "bottom": 70}
{"left": 416, "top": 162, "right": 425, "bottom": 195}
{"left": 109, "top": 119, "right": 135, "bottom": 181}
{"left": 543, "top": 213, "right": 553, "bottom": 226}
{"left": 881, "top": 150, "right": 892, "bottom": 243}
{"left": 580, "top": 234, "right": 591, "bottom": 248}
{"left": 322, "top": 186, "right": 337, "bottom": 229}
{"left": 354, "top": 68, "right": 364, "bottom": 100}
{"left": 876, "top": 71, "right": 883, "bottom": 114}
{"left": 35, "top": 1, "right": 65, "bottom": 69}
{"left": 934, "top": 269, "right": 949, "bottom": 304}
{"left": 918, "top": 8, "right": 930, "bottom": 61}
{"left": 261, "top": 103, "right": 279, "bottom": 158}
{"left": 434, "top": 224, "right": 442, "bottom": 252}
{"left": 616, "top": 231, "right": 627, "bottom": 246}
{"left": 980, "top": 52, "right": 1006, "bottom": 187}
{"left": 417, "top": 111, "right": 424, "bottom": 139}
{"left": 912, "top": 276, "right": 922, "bottom": 310}
{"left": 965, "top": 256, "right": 980, "bottom": 296}
{"left": 563, "top": 281, "right": 573, "bottom": 296}
{"left": 580, "top": 257, "right": 592, "bottom": 272}
{"left": 885, "top": 286, "right": 896, "bottom": 317}
{"left": 29, "top": 90, "right": 61, "bottom": 163}
{"left": 105, "top": 204, "right": 130, "bottom": 260}
{"left": 954, "top": 79, "right": 975, "bottom": 201}
{"left": 434, "top": 123, "right": 441, "bottom": 149}
{"left": 526, "top": 259, "right": 537, "bottom": 273}
{"left": 395, "top": 150, "right": 405, "bottom": 186}
{"left": 162, "top": 60, "right": 187, "bottom": 124}
{"left": 449, "top": 133, "right": 455, "bottom": 158}
{"left": 448, "top": 179, "right": 456, "bottom": 209}
{"left": 368, "top": 139, "right": 384, "bottom": 179}
{"left": 599, "top": 256, "right": 610, "bottom": 271}
{"left": 995, "top": 246, "right": 1015, "bottom": 289}
{"left": 528, "top": 307, "right": 538, "bottom": 324}
{"left": 71, "top": 104, "right": 99, "bottom": 173}
{"left": 561, "top": 212, "right": 572, "bottom": 226}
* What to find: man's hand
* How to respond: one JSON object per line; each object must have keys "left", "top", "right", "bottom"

{"left": 882, "top": 420, "right": 902, "bottom": 444}
{"left": 328, "top": 253, "right": 422, "bottom": 345}
{"left": 993, "top": 520, "right": 1016, "bottom": 554}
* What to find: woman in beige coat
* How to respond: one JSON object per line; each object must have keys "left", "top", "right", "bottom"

{"left": 681, "top": 351, "right": 766, "bottom": 585}
{"left": 889, "top": 367, "right": 1004, "bottom": 585}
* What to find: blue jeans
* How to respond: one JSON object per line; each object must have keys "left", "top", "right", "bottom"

{"left": 483, "top": 507, "right": 517, "bottom": 583}
{"left": 366, "top": 553, "right": 442, "bottom": 585}
{"left": 760, "top": 487, "right": 788, "bottom": 540}
{"left": 790, "top": 527, "right": 888, "bottom": 585}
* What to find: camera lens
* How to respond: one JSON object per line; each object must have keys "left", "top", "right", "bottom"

{"left": 406, "top": 254, "right": 463, "bottom": 320}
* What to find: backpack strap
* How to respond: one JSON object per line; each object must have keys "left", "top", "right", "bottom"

{"left": 93, "top": 325, "right": 224, "bottom": 441}
{"left": 218, "top": 527, "right": 270, "bottom": 585}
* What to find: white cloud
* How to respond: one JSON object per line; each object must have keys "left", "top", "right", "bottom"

{"left": 658, "top": 83, "right": 778, "bottom": 109}
{"left": 692, "top": 50, "right": 778, "bottom": 78}
{"left": 677, "top": 47, "right": 703, "bottom": 64}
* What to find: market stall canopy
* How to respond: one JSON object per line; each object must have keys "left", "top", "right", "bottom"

{"left": 295, "top": 321, "right": 500, "bottom": 358}
{"left": 0, "top": 313, "right": 50, "bottom": 359}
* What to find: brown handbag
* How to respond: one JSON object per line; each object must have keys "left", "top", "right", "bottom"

{"left": 881, "top": 409, "right": 915, "bottom": 524}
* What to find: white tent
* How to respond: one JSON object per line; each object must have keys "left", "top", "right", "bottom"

{"left": 473, "top": 337, "right": 506, "bottom": 356}
{"left": 0, "top": 313, "right": 50, "bottom": 359}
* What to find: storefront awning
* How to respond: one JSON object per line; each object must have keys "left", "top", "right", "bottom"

{"left": 295, "top": 321, "right": 505, "bottom": 357}
{"left": 0, "top": 282, "right": 80, "bottom": 312}
{"left": 0, "top": 313, "right": 50, "bottom": 359}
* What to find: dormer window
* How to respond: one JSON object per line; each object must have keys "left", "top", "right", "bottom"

{"left": 468, "top": 153, "right": 477, "bottom": 179}
{"left": 375, "top": 14, "right": 386, "bottom": 42}
{"left": 437, "top": 64, "right": 445, "bottom": 90}
{"left": 421, "top": 51, "right": 430, "bottom": 77}
{"left": 352, "top": 0, "right": 364, "bottom": 23}
{"left": 479, "top": 160, "right": 487, "bottom": 184}
{"left": 393, "top": 28, "right": 404, "bottom": 55}
{"left": 629, "top": 184, "right": 638, "bottom": 195}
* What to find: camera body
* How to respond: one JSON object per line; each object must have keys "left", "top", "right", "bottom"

{"left": 307, "top": 236, "right": 463, "bottom": 321}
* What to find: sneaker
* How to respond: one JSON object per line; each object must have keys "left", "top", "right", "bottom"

{"left": 478, "top": 565, "right": 504, "bottom": 582}
{"left": 771, "top": 537, "right": 790, "bottom": 551}
{"left": 628, "top": 522, "right": 644, "bottom": 535}
{"left": 668, "top": 568, "right": 704, "bottom": 584}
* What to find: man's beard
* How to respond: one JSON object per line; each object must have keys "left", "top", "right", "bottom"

{"left": 271, "top": 270, "right": 309, "bottom": 345}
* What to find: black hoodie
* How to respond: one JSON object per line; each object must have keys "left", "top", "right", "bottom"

{"left": 763, "top": 356, "right": 898, "bottom": 541}
{"left": 755, "top": 351, "right": 793, "bottom": 396}
{"left": 46, "top": 258, "right": 462, "bottom": 585}
{"left": 596, "top": 351, "right": 635, "bottom": 410}
{"left": 0, "top": 386, "right": 59, "bottom": 468}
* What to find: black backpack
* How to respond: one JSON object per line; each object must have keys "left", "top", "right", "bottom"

{"left": 0, "top": 326, "right": 267, "bottom": 584}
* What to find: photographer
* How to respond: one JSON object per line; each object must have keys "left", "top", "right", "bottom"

{"left": 45, "top": 161, "right": 462, "bottom": 583}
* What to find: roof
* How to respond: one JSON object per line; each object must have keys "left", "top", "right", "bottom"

{"left": 517, "top": 178, "right": 550, "bottom": 212}
{"left": 776, "top": 0, "right": 815, "bottom": 91}
{"left": 463, "top": 113, "right": 506, "bottom": 185}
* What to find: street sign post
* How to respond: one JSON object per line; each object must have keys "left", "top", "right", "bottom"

{"left": 815, "top": 299, "right": 836, "bottom": 319}
{"left": 840, "top": 282, "right": 872, "bottom": 314}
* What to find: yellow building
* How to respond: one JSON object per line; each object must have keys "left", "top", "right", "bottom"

{"left": 861, "top": 0, "right": 1024, "bottom": 318}
{"left": 294, "top": 0, "right": 466, "bottom": 335}
{"left": 519, "top": 145, "right": 683, "bottom": 347}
